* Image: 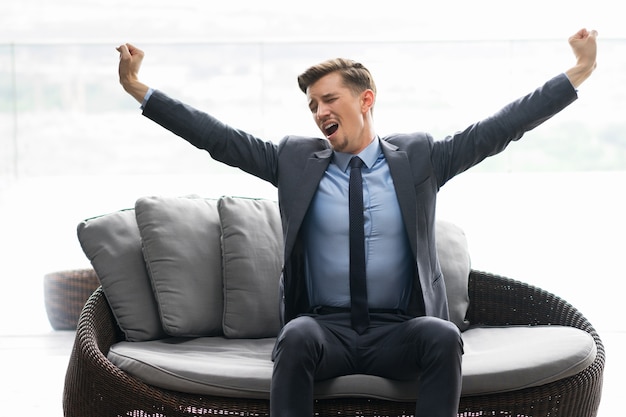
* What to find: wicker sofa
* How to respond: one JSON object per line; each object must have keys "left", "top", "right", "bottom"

{"left": 63, "top": 195, "right": 605, "bottom": 417}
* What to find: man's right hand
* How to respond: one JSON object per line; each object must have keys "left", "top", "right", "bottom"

{"left": 117, "top": 43, "right": 150, "bottom": 104}
{"left": 565, "top": 29, "right": 598, "bottom": 89}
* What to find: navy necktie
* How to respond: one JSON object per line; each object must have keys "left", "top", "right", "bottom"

{"left": 349, "top": 156, "right": 369, "bottom": 334}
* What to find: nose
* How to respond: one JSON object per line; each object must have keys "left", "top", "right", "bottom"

{"left": 316, "top": 103, "right": 330, "bottom": 121}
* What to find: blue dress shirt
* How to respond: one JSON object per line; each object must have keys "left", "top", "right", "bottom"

{"left": 302, "top": 138, "right": 413, "bottom": 311}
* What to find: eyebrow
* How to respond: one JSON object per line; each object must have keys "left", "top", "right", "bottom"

{"left": 314, "top": 92, "right": 338, "bottom": 103}
{"left": 308, "top": 92, "right": 337, "bottom": 105}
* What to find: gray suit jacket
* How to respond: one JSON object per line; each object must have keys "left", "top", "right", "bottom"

{"left": 143, "top": 73, "right": 577, "bottom": 326}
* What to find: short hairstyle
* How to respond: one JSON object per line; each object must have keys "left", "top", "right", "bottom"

{"left": 297, "top": 58, "right": 377, "bottom": 97}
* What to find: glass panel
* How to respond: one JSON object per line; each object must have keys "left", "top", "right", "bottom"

{"left": 2, "top": 40, "right": 625, "bottom": 180}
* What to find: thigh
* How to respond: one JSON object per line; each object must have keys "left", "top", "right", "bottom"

{"left": 275, "top": 313, "right": 358, "bottom": 381}
{"left": 358, "top": 315, "right": 462, "bottom": 380}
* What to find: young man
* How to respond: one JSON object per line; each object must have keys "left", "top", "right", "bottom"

{"left": 117, "top": 28, "right": 597, "bottom": 417}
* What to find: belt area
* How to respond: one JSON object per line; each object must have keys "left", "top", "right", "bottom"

{"left": 311, "top": 306, "right": 405, "bottom": 315}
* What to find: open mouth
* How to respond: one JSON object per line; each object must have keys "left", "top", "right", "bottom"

{"left": 324, "top": 123, "right": 338, "bottom": 138}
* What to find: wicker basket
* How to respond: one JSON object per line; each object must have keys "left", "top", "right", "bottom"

{"left": 44, "top": 269, "right": 100, "bottom": 330}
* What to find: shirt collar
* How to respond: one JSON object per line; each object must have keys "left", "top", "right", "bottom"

{"left": 333, "top": 137, "right": 381, "bottom": 172}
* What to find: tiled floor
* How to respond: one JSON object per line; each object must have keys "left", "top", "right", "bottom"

{"left": 1, "top": 331, "right": 74, "bottom": 416}
{"left": 0, "top": 330, "right": 622, "bottom": 416}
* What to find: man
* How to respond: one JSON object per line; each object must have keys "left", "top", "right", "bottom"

{"left": 117, "top": 28, "right": 597, "bottom": 417}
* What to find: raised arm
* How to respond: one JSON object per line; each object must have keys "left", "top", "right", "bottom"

{"left": 117, "top": 43, "right": 150, "bottom": 103}
{"left": 565, "top": 28, "right": 598, "bottom": 88}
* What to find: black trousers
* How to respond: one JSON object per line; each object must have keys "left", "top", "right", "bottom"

{"left": 270, "top": 312, "right": 463, "bottom": 417}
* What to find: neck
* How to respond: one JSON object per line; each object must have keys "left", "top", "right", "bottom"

{"left": 351, "top": 132, "right": 376, "bottom": 155}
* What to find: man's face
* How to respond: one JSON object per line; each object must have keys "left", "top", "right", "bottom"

{"left": 306, "top": 72, "right": 371, "bottom": 154}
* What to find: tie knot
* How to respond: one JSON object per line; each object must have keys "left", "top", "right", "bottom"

{"left": 349, "top": 156, "right": 364, "bottom": 169}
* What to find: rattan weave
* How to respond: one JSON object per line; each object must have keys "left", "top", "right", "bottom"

{"left": 63, "top": 269, "right": 604, "bottom": 417}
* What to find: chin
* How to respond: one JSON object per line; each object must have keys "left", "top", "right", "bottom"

{"left": 329, "top": 142, "right": 345, "bottom": 152}
{"left": 327, "top": 137, "right": 345, "bottom": 152}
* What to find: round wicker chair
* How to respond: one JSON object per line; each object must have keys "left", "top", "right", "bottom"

{"left": 63, "top": 269, "right": 604, "bottom": 417}
{"left": 44, "top": 269, "right": 100, "bottom": 330}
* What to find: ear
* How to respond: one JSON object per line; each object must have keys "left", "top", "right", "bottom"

{"left": 360, "top": 89, "right": 375, "bottom": 114}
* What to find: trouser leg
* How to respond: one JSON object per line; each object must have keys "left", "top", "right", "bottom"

{"left": 360, "top": 315, "right": 464, "bottom": 417}
{"left": 271, "top": 314, "right": 463, "bottom": 417}
{"left": 270, "top": 314, "right": 354, "bottom": 417}
{"left": 412, "top": 318, "right": 463, "bottom": 417}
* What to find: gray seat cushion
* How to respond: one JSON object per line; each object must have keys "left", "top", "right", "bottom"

{"left": 108, "top": 325, "right": 596, "bottom": 400}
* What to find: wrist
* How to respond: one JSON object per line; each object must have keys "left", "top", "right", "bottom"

{"left": 121, "top": 78, "right": 149, "bottom": 104}
{"left": 565, "top": 62, "right": 596, "bottom": 89}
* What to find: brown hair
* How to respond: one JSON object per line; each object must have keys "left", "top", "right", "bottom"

{"left": 297, "top": 58, "right": 377, "bottom": 98}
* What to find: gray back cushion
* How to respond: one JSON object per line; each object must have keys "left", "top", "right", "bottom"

{"left": 77, "top": 209, "right": 166, "bottom": 341}
{"left": 436, "top": 220, "right": 471, "bottom": 331}
{"left": 135, "top": 196, "right": 223, "bottom": 337}
{"left": 77, "top": 196, "right": 470, "bottom": 341}
{"left": 218, "top": 197, "right": 283, "bottom": 338}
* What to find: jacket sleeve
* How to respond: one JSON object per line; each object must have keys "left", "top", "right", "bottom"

{"left": 431, "top": 73, "right": 578, "bottom": 188}
{"left": 142, "top": 90, "right": 280, "bottom": 186}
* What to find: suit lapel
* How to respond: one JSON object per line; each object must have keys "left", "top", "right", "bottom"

{"left": 297, "top": 149, "right": 333, "bottom": 219}
{"left": 283, "top": 149, "right": 332, "bottom": 258}
{"left": 381, "top": 141, "right": 418, "bottom": 255}
{"left": 285, "top": 142, "right": 420, "bottom": 258}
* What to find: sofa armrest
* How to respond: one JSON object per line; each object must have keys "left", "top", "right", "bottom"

{"left": 465, "top": 270, "right": 605, "bottom": 413}
{"left": 63, "top": 287, "right": 129, "bottom": 416}
{"left": 467, "top": 270, "right": 596, "bottom": 331}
